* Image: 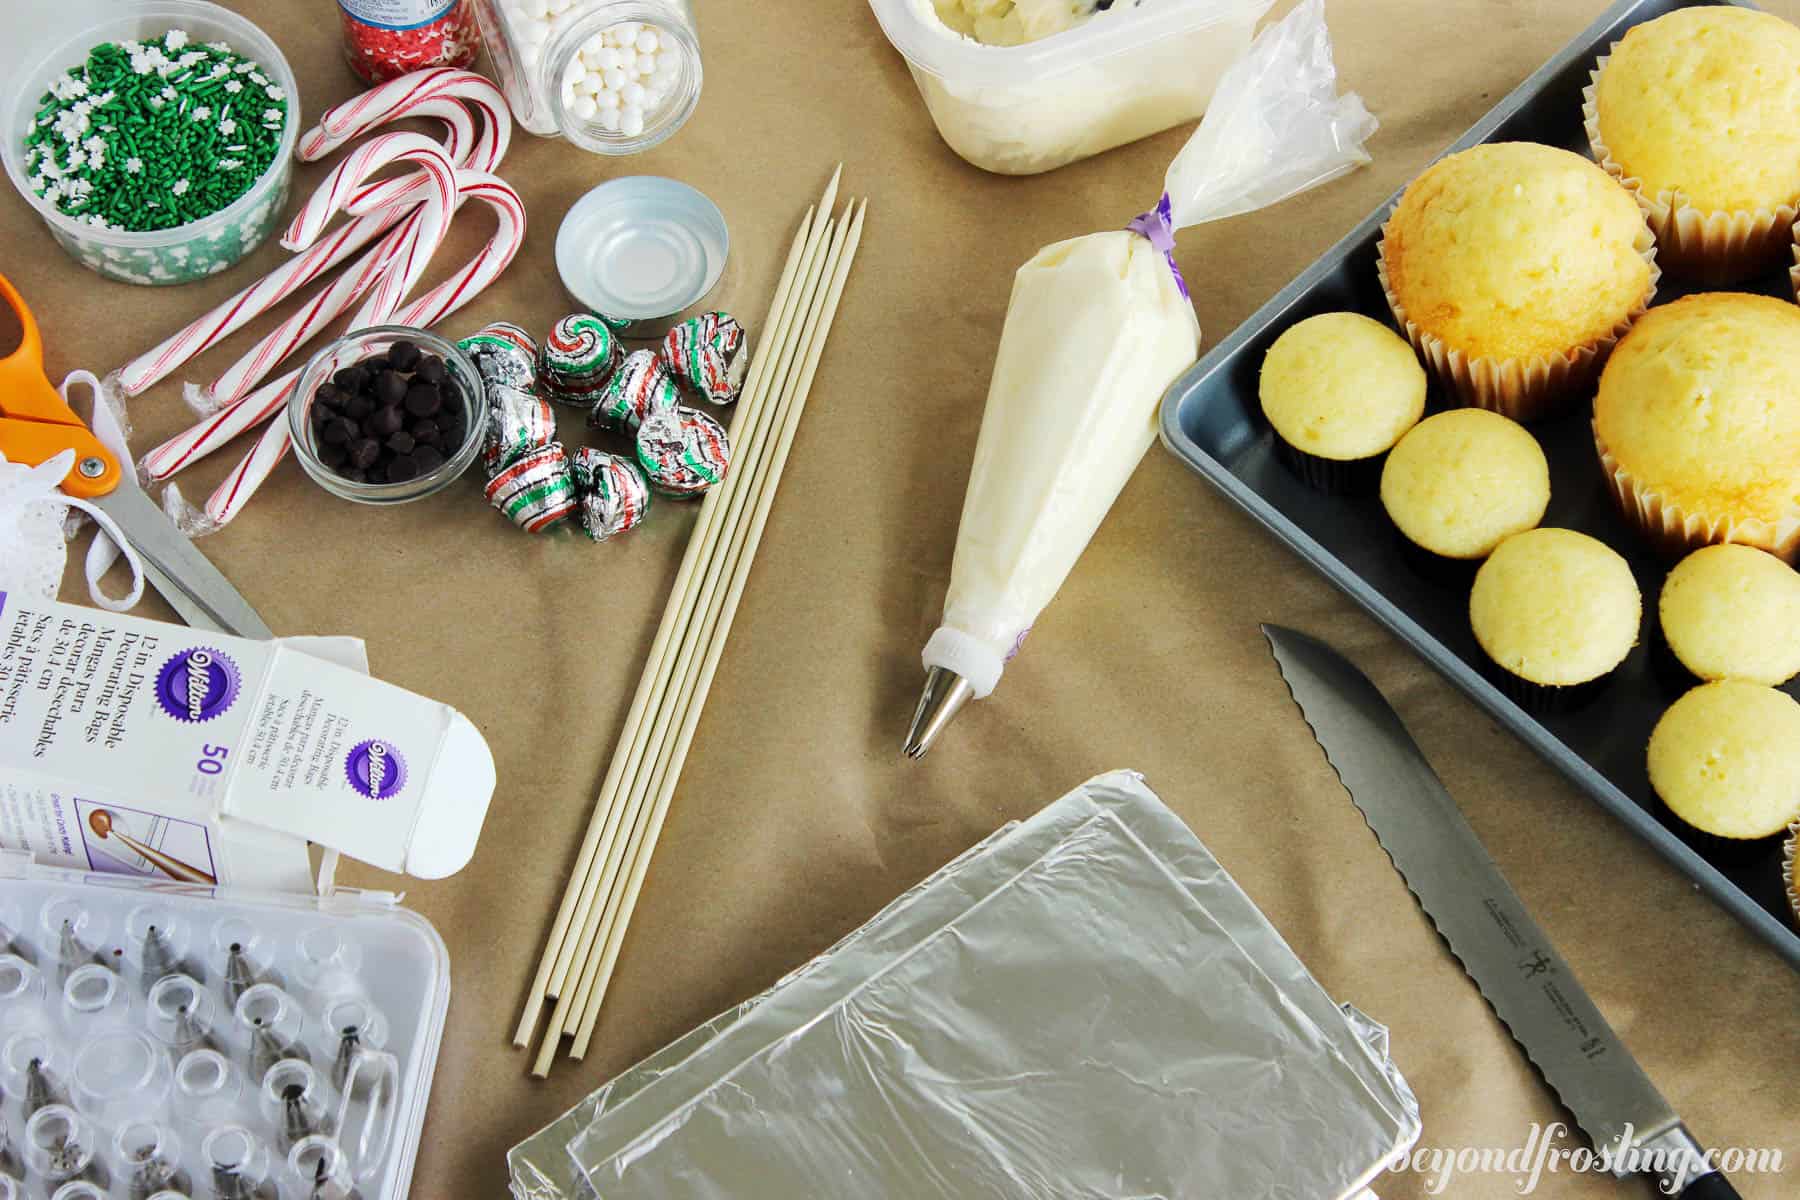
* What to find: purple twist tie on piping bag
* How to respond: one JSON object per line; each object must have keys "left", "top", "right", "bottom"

{"left": 1127, "top": 194, "right": 1189, "bottom": 300}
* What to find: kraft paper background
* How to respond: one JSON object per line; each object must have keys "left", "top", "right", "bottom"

{"left": 6, "top": 1, "right": 1797, "bottom": 1196}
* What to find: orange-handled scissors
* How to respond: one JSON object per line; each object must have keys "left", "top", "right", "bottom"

{"left": 0, "top": 273, "right": 271, "bottom": 639}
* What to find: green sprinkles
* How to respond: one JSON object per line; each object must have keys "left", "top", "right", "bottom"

{"left": 22, "top": 29, "right": 289, "bottom": 233}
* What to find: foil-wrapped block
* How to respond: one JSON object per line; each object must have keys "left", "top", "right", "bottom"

{"left": 483, "top": 385, "right": 557, "bottom": 477}
{"left": 541, "top": 314, "right": 624, "bottom": 408}
{"left": 570, "top": 448, "right": 651, "bottom": 543}
{"left": 484, "top": 443, "right": 578, "bottom": 534}
{"left": 634, "top": 405, "right": 730, "bottom": 498}
{"left": 660, "top": 312, "right": 748, "bottom": 405}
{"left": 508, "top": 771, "right": 1420, "bottom": 1200}
{"left": 589, "top": 349, "right": 679, "bottom": 434}
{"left": 459, "top": 322, "right": 540, "bottom": 392}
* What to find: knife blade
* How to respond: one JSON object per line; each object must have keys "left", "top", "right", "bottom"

{"left": 1262, "top": 625, "right": 1740, "bottom": 1199}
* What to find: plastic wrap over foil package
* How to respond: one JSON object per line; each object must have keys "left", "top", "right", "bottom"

{"left": 508, "top": 770, "right": 1421, "bottom": 1200}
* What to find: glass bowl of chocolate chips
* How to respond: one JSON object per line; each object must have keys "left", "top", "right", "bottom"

{"left": 289, "top": 326, "right": 484, "bottom": 504}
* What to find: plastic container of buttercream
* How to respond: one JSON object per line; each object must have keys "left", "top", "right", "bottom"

{"left": 867, "top": 0, "right": 1274, "bottom": 175}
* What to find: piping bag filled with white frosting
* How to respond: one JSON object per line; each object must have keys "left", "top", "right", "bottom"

{"left": 906, "top": 0, "right": 1378, "bottom": 758}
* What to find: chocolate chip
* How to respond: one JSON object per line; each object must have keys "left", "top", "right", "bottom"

{"left": 414, "top": 355, "right": 446, "bottom": 385}
{"left": 333, "top": 366, "right": 367, "bottom": 392}
{"left": 387, "top": 340, "right": 421, "bottom": 371}
{"left": 404, "top": 383, "right": 441, "bottom": 417}
{"left": 386, "top": 455, "right": 419, "bottom": 482}
{"left": 385, "top": 432, "right": 416, "bottom": 456}
{"left": 339, "top": 468, "right": 366, "bottom": 484}
{"left": 318, "top": 441, "right": 348, "bottom": 468}
{"left": 321, "top": 418, "right": 355, "bottom": 445}
{"left": 345, "top": 394, "right": 375, "bottom": 421}
{"left": 410, "top": 419, "right": 441, "bottom": 446}
{"left": 316, "top": 383, "right": 341, "bottom": 406}
{"left": 349, "top": 438, "right": 382, "bottom": 470}
{"left": 376, "top": 370, "right": 409, "bottom": 406}
{"left": 361, "top": 354, "right": 390, "bottom": 373}
{"left": 413, "top": 445, "right": 445, "bottom": 473}
{"left": 370, "top": 406, "right": 405, "bottom": 436}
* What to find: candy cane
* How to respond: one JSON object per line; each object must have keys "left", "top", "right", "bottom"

{"left": 199, "top": 174, "right": 526, "bottom": 529}
{"left": 302, "top": 68, "right": 510, "bottom": 175}
{"left": 112, "top": 89, "right": 493, "bottom": 400}
{"left": 179, "top": 133, "right": 456, "bottom": 419}
{"left": 141, "top": 174, "right": 521, "bottom": 484}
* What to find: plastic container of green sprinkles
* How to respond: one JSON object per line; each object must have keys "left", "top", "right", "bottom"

{"left": 1, "top": 1, "right": 299, "bottom": 286}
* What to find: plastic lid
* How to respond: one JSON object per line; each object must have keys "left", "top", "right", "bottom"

{"left": 556, "top": 177, "right": 728, "bottom": 324}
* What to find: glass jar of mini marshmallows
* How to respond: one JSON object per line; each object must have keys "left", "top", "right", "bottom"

{"left": 472, "top": 0, "right": 702, "bottom": 154}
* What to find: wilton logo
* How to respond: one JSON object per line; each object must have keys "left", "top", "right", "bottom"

{"left": 345, "top": 739, "right": 407, "bottom": 801}
{"left": 153, "top": 648, "right": 240, "bottom": 723}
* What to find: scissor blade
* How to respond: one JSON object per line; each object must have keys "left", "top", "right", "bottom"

{"left": 92, "top": 486, "right": 272, "bottom": 640}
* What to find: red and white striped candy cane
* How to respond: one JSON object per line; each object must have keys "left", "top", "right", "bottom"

{"left": 303, "top": 68, "right": 510, "bottom": 175}
{"left": 200, "top": 173, "right": 526, "bottom": 528}
{"left": 185, "top": 133, "right": 457, "bottom": 416}
{"left": 112, "top": 87, "right": 493, "bottom": 400}
{"left": 140, "top": 173, "right": 521, "bottom": 485}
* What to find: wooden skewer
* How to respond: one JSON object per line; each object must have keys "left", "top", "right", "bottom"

{"left": 568, "top": 200, "right": 869, "bottom": 1057}
{"left": 552, "top": 209, "right": 855, "bottom": 1054}
{"left": 512, "top": 166, "right": 838, "bottom": 1052}
{"left": 515, "top": 206, "right": 813, "bottom": 1045}
{"left": 540, "top": 172, "right": 841, "bottom": 1011}
{"left": 550, "top": 210, "right": 846, "bottom": 1046}
{"left": 529, "top": 209, "right": 845, "bottom": 1076}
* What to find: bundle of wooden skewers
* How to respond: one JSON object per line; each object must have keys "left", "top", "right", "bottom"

{"left": 514, "top": 168, "right": 867, "bottom": 1075}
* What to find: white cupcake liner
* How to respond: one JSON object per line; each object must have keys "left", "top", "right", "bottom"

{"left": 1586, "top": 56, "right": 1800, "bottom": 285}
{"left": 1376, "top": 219, "right": 1657, "bottom": 424}
{"left": 1593, "top": 423, "right": 1800, "bottom": 562}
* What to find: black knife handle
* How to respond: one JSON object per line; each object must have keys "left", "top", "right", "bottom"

{"left": 1675, "top": 1172, "right": 1742, "bottom": 1199}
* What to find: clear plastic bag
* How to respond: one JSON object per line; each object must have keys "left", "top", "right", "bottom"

{"left": 914, "top": 0, "right": 1378, "bottom": 737}
{"left": 509, "top": 772, "right": 1419, "bottom": 1200}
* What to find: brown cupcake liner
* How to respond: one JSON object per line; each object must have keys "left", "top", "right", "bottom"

{"left": 1375, "top": 218, "right": 1657, "bottom": 424}
{"left": 1271, "top": 437, "right": 1385, "bottom": 497}
{"left": 1592, "top": 424, "right": 1800, "bottom": 563}
{"left": 1585, "top": 57, "right": 1800, "bottom": 285}
{"left": 1784, "top": 822, "right": 1798, "bottom": 930}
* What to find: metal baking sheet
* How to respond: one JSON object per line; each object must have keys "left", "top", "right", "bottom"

{"left": 1158, "top": 0, "right": 1800, "bottom": 969}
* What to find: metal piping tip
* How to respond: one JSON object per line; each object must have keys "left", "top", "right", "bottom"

{"left": 903, "top": 668, "right": 975, "bottom": 760}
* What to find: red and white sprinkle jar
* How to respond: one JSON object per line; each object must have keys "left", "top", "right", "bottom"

{"left": 338, "top": 0, "right": 482, "bottom": 85}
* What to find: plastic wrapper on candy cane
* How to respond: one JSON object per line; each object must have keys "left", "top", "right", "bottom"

{"left": 108, "top": 71, "right": 509, "bottom": 409}
{"left": 167, "top": 172, "right": 526, "bottom": 532}
{"left": 141, "top": 171, "right": 524, "bottom": 491}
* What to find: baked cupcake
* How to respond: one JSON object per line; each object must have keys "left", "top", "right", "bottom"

{"left": 1259, "top": 312, "right": 1427, "bottom": 494}
{"left": 1659, "top": 545, "right": 1800, "bottom": 686}
{"left": 1381, "top": 409, "right": 1550, "bottom": 572}
{"left": 1648, "top": 681, "right": 1800, "bottom": 840}
{"left": 1585, "top": 7, "right": 1800, "bottom": 284}
{"left": 1469, "top": 528, "right": 1641, "bottom": 713}
{"left": 1593, "top": 293, "right": 1800, "bottom": 563}
{"left": 1376, "top": 142, "right": 1657, "bottom": 422}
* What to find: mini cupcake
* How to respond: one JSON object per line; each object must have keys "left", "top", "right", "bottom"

{"left": 1259, "top": 312, "right": 1427, "bottom": 494}
{"left": 1648, "top": 681, "right": 1800, "bottom": 841}
{"left": 1469, "top": 528, "right": 1641, "bottom": 714}
{"left": 1593, "top": 293, "right": 1800, "bottom": 563}
{"left": 1585, "top": 7, "right": 1800, "bottom": 284}
{"left": 1381, "top": 409, "right": 1550, "bottom": 573}
{"left": 1659, "top": 545, "right": 1800, "bottom": 686}
{"left": 1377, "top": 142, "right": 1657, "bottom": 422}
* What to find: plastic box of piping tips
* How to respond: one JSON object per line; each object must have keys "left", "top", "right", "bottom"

{"left": 0, "top": 850, "right": 448, "bottom": 1200}
{"left": 508, "top": 771, "right": 1421, "bottom": 1200}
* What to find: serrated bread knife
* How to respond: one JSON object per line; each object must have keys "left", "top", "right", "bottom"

{"left": 1263, "top": 625, "right": 1741, "bottom": 1199}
